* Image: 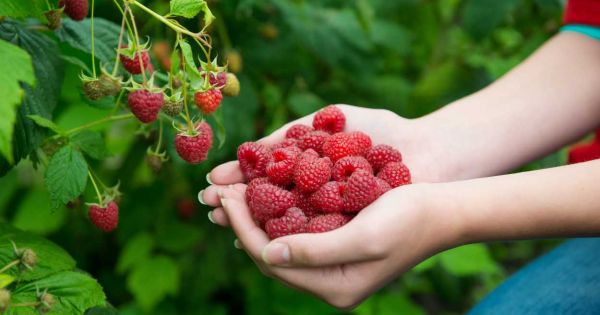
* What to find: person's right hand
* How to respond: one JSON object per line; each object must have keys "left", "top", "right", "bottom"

{"left": 200, "top": 104, "right": 449, "bottom": 226}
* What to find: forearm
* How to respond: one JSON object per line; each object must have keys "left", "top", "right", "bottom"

{"left": 433, "top": 160, "right": 600, "bottom": 244}
{"left": 417, "top": 32, "right": 600, "bottom": 181}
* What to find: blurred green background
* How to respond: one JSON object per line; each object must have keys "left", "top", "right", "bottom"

{"left": 0, "top": 0, "right": 570, "bottom": 314}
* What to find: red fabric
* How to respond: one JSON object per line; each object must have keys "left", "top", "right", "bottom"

{"left": 564, "top": 0, "right": 600, "bottom": 27}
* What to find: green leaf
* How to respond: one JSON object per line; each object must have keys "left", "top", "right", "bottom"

{"left": 9, "top": 271, "right": 106, "bottom": 315}
{"left": 0, "top": 223, "right": 76, "bottom": 281}
{"left": 60, "top": 54, "right": 92, "bottom": 74}
{"left": 117, "top": 233, "right": 154, "bottom": 274}
{"left": 463, "top": 0, "right": 519, "bottom": 40}
{"left": 44, "top": 145, "right": 88, "bottom": 210}
{"left": 179, "top": 40, "right": 202, "bottom": 83}
{"left": 439, "top": 244, "right": 501, "bottom": 276}
{"left": 12, "top": 188, "right": 67, "bottom": 235}
{"left": 0, "top": 39, "right": 35, "bottom": 164}
{"left": 0, "top": 21, "right": 64, "bottom": 176}
{"left": 27, "top": 115, "right": 65, "bottom": 135}
{"left": 56, "top": 18, "right": 121, "bottom": 65}
{"left": 127, "top": 255, "right": 179, "bottom": 311}
{"left": 170, "top": 0, "right": 215, "bottom": 27}
{"left": 0, "top": 0, "right": 46, "bottom": 19}
{"left": 71, "top": 130, "right": 107, "bottom": 160}
{"left": 0, "top": 274, "right": 15, "bottom": 288}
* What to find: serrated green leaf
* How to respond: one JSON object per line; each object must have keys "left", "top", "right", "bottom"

{"left": 27, "top": 115, "right": 65, "bottom": 135}
{"left": 56, "top": 18, "right": 121, "bottom": 65}
{"left": 0, "top": 20, "right": 64, "bottom": 176}
{"left": 0, "top": 223, "right": 76, "bottom": 281}
{"left": 71, "top": 130, "right": 107, "bottom": 160}
{"left": 9, "top": 271, "right": 106, "bottom": 315}
{"left": 127, "top": 255, "right": 179, "bottom": 311}
{"left": 439, "top": 244, "right": 501, "bottom": 276}
{"left": 44, "top": 145, "right": 88, "bottom": 210}
{"left": 0, "top": 274, "right": 15, "bottom": 288}
{"left": 0, "top": 0, "right": 46, "bottom": 19}
{"left": 0, "top": 39, "right": 34, "bottom": 164}
{"left": 179, "top": 40, "right": 202, "bottom": 83}
{"left": 170, "top": 0, "right": 214, "bottom": 25}
{"left": 117, "top": 233, "right": 154, "bottom": 274}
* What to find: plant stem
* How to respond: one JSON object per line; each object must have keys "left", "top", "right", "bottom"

{"left": 130, "top": 0, "right": 210, "bottom": 47}
{"left": 153, "top": 118, "right": 164, "bottom": 154}
{"left": 112, "top": 0, "right": 135, "bottom": 42}
{"left": 62, "top": 113, "right": 134, "bottom": 136}
{"left": 88, "top": 170, "right": 104, "bottom": 205}
{"left": 44, "top": 0, "right": 52, "bottom": 10}
{"left": 112, "top": 6, "right": 129, "bottom": 76}
{"left": 0, "top": 260, "right": 20, "bottom": 274}
{"left": 127, "top": 8, "right": 148, "bottom": 86}
{"left": 90, "top": 0, "right": 97, "bottom": 77}
{"left": 178, "top": 34, "right": 195, "bottom": 134}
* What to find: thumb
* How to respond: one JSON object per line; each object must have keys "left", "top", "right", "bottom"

{"left": 261, "top": 223, "right": 385, "bottom": 267}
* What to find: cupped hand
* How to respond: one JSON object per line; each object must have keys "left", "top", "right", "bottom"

{"left": 200, "top": 104, "right": 445, "bottom": 225}
{"left": 215, "top": 182, "right": 459, "bottom": 309}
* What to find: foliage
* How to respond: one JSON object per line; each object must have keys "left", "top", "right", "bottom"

{"left": 0, "top": 0, "right": 567, "bottom": 314}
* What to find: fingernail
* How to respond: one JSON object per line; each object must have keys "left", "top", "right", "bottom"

{"left": 262, "top": 242, "right": 290, "bottom": 265}
{"left": 220, "top": 198, "right": 227, "bottom": 208}
{"left": 207, "top": 211, "right": 215, "bottom": 224}
{"left": 234, "top": 239, "right": 242, "bottom": 249}
{"left": 206, "top": 173, "right": 213, "bottom": 185}
{"left": 197, "top": 190, "right": 206, "bottom": 205}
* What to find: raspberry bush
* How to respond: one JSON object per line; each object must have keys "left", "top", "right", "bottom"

{"left": 0, "top": 1, "right": 567, "bottom": 314}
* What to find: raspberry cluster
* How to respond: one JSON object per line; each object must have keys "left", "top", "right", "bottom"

{"left": 237, "top": 105, "right": 412, "bottom": 239}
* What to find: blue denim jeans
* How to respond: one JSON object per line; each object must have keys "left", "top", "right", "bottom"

{"left": 468, "top": 238, "right": 600, "bottom": 315}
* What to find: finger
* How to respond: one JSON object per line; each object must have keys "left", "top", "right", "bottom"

{"left": 262, "top": 216, "right": 385, "bottom": 267}
{"left": 219, "top": 187, "right": 270, "bottom": 259}
{"left": 200, "top": 183, "right": 247, "bottom": 207}
{"left": 207, "top": 161, "right": 245, "bottom": 185}
{"left": 208, "top": 207, "right": 229, "bottom": 226}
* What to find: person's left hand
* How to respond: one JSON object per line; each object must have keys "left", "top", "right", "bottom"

{"left": 215, "top": 182, "right": 460, "bottom": 309}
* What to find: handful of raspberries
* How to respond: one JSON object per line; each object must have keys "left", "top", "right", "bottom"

{"left": 237, "top": 105, "right": 411, "bottom": 239}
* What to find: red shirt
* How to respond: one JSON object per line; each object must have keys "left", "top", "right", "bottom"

{"left": 565, "top": 0, "right": 600, "bottom": 26}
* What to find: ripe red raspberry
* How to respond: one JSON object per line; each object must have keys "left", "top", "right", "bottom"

{"left": 59, "top": 0, "right": 88, "bottom": 21}
{"left": 313, "top": 105, "right": 345, "bottom": 134}
{"left": 266, "top": 147, "right": 300, "bottom": 185}
{"left": 127, "top": 89, "right": 164, "bottom": 123}
{"left": 375, "top": 177, "right": 392, "bottom": 195}
{"left": 568, "top": 142, "right": 600, "bottom": 164}
{"left": 309, "top": 181, "right": 345, "bottom": 213}
{"left": 300, "top": 148, "right": 320, "bottom": 160}
{"left": 177, "top": 198, "right": 196, "bottom": 220}
{"left": 332, "top": 156, "right": 373, "bottom": 181}
{"left": 120, "top": 49, "right": 151, "bottom": 74}
{"left": 175, "top": 122, "right": 213, "bottom": 164}
{"left": 366, "top": 144, "right": 403, "bottom": 172}
{"left": 265, "top": 207, "right": 308, "bottom": 239}
{"left": 291, "top": 187, "right": 320, "bottom": 217}
{"left": 377, "top": 162, "right": 411, "bottom": 188}
{"left": 286, "top": 124, "right": 314, "bottom": 139}
{"left": 298, "top": 130, "right": 330, "bottom": 155}
{"left": 348, "top": 131, "right": 372, "bottom": 156}
{"left": 238, "top": 142, "right": 271, "bottom": 181}
{"left": 271, "top": 138, "right": 298, "bottom": 150}
{"left": 249, "top": 183, "right": 297, "bottom": 224}
{"left": 194, "top": 89, "right": 223, "bottom": 114}
{"left": 245, "top": 177, "right": 271, "bottom": 204}
{"left": 343, "top": 169, "right": 380, "bottom": 212}
{"left": 322, "top": 132, "right": 362, "bottom": 162}
{"left": 294, "top": 157, "right": 332, "bottom": 193}
{"left": 88, "top": 201, "right": 119, "bottom": 232}
{"left": 306, "top": 213, "right": 350, "bottom": 233}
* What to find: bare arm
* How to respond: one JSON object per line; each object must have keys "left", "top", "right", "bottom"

{"left": 417, "top": 32, "right": 600, "bottom": 181}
